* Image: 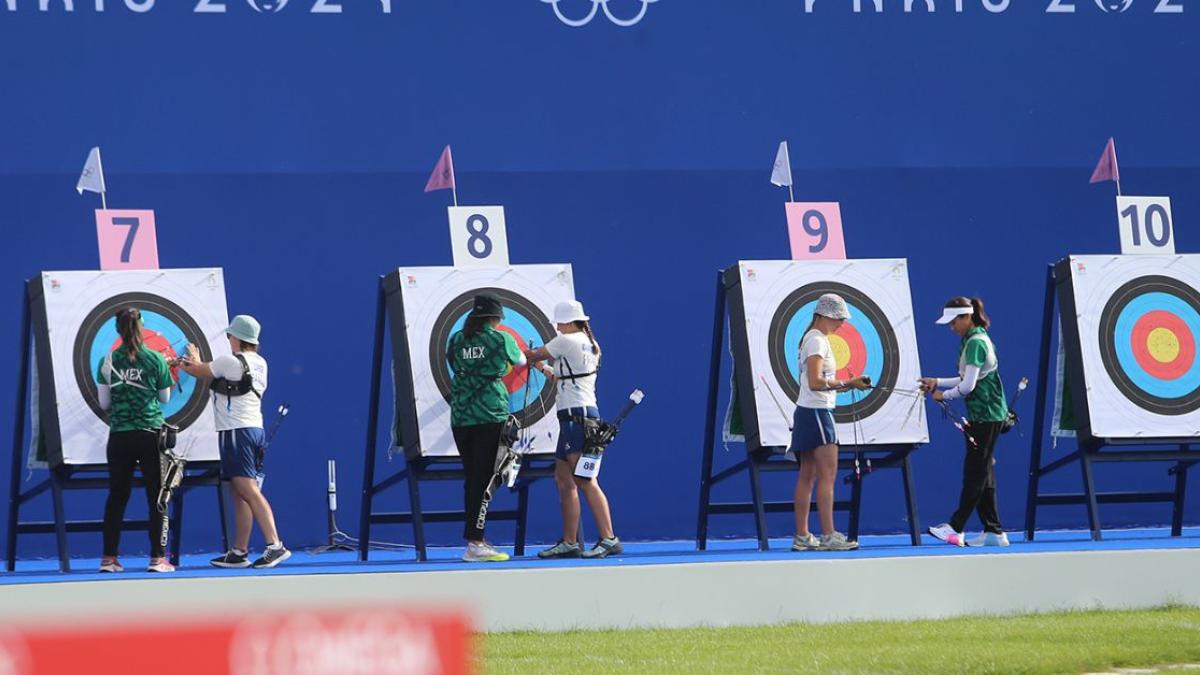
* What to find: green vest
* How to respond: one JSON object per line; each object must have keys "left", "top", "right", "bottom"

{"left": 97, "top": 345, "right": 173, "bottom": 432}
{"left": 447, "top": 327, "right": 524, "bottom": 427}
{"left": 958, "top": 327, "right": 1008, "bottom": 423}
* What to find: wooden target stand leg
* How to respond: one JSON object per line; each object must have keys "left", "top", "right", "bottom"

{"left": 695, "top": 272, "right": 924, "bottom": 551}
{"left": 6, "top": 283, "right": 224, "bottom": 573}
{"left": 358, "top": 278, "right": 557, "bottom": 563}
{"left": 1025, "top": 264, "right": 1200, "bottom": 542}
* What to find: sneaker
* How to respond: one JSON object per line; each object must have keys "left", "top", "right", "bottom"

{"left": 98, "top": 557, "right": 124, "bottom": 573}
{"left": 818, "top": 531, "right": 860, "bottom": 551}
{"left": 462, "top": 541, "right": 510, "bottom": 562}
{"left": 791, "top": 533, "right": 820, "bottom": 551}
{"left": 581, "top": 537, "right": 623, "bottom": 559}
{"left": 210, "top": 549, "right": 251, "bottom": 568}
{"left": 928, "top": 523, "right": 966, "bottom": 547}
{"left": 537, "top": 540, "right": 582, "bottom": 559}
{"left": 967, "top": 531, "right": 1011, "bottom": 547}
{"left": 147, "top": 557, "right": 176, "bottom": 573}
{"left": 252, "top": 544, "right": 292, "bottom": 569}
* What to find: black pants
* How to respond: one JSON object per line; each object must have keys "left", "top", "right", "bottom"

{"left": 103, "top": 429, "right": 165, "bottom": 558}
{"left": 949, "top": 420, "right": 1004, "bottom": 534}
{"left": 453, "top": 422, "right": 503, "bottom": 542}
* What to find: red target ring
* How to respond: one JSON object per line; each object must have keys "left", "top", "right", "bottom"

{"left": 1131, "top": 310, "right": 1196, "bottom": 381}
{"left": 829, "top": 322, "right": 867, "bottom": 381}
{"left": 497, "top": 325, "right": 531, "bottom": 394}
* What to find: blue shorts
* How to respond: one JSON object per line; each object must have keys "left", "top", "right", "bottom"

{"left": 219, "top": 427, "right": 266, "bottom": 480}
{"left": 789, "top": 407, "right": 838, "bottom": 454}
{"left": 556, "top": 406, "right": 599, "bottom": 460}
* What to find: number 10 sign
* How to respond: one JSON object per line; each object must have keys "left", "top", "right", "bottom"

{"left": 449, "top": 205, "right": 510, "bottom": 268}
{"left": 95, "top": 209, "right": 159, "bottom": 270}
{"left": 1117, "top": 196, "right": 1174, "bottom": 255}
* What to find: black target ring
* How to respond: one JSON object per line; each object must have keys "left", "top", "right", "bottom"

{"left": 1098, "top": 275, "right": 1200, "bottom": 416}
{"left": 767, "top": 281, "right": 900, "bottom": 423}
{"left": 428, "top": 287, "right": 557, "bottom": 428}
{"left": 72, "top": 291, "right": 214, "bottom": 430}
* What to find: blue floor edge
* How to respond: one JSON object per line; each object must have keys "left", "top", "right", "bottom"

{"left": 3, "top": 527, "right": 1198, "bottom": 587}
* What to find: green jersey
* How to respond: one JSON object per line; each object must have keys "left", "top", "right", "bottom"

{"left": 97, "top": 345, "right": 173, "bottom": 432}
{"left": 446, "top": 326, "right": 524, "bottom": 427}
{"left": 958, "top": 327, "right": 1008, "bottom": 423}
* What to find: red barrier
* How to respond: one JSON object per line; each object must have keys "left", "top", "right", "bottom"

{"left": 0, "top": 607, "right": 471, "bottom": 675}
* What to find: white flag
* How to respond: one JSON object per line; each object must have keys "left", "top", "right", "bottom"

{"left": 770, "top": 141, "right": 792, "bottom": 188}
{"left": 76, "top": 147, "right": 106, "bottom": 196}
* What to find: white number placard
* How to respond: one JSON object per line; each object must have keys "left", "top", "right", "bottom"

{"left": 574, "top": 453, "right": 602, "bottom": 479}
{"left": 449, "top": 206, "right": 510, "bottom": 267}
{"left": 1117, "top": 196, "right": 1175, "bottom": 255}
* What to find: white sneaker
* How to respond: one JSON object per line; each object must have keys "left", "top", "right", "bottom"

{"left": 818, "top": 531, "right": 859, "bottom": 551}
{"left": 462, "top": 541, "right": 510, "bottom": 562}
{"left": 791, "top": 533, "right": 820, "bottom": 551}
{"left": 967, "top": 531, "right": 1010, "bottom": 547}
{"left": 928, "top": 523, "right": 966, "bottom": 547}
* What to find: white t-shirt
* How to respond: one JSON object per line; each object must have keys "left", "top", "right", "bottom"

{"left": 797, "top": 329, "right": 836, "bottom": 410}
{"left": 545, "top": 332, "right": 600, "bottom": 410}
{"left": 210, "top": 351, "right": 268, "bottom": 431}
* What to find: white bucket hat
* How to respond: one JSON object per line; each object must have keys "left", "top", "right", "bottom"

{"left": 814, "top": 294, "right": 851, "bottom": 321}
{"left": 553, "top": 300, "right": 589, "bottom": 325}
{"left": 936, "top": 306, "right": 974, "bottom": 325}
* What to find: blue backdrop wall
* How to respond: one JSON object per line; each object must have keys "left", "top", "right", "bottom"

{"left": 2, "top": 0, "right": 1197, "bottom": 557}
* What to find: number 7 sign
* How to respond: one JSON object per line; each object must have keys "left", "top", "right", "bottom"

{"left": 95, "top": 209, "right": 159, "bottom": 270}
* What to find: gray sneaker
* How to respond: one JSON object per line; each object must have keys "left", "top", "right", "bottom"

{"left": 792, "top": 533, "right": 820, "bottom": 551}
{"left": 818, "top": 531, "right": 860, "bottom": 551}
{"left": 537, "top": 540, "right": 582, "bottom": 559}
{"left": 581, "top": 537, "right": 623, "bottom": 559}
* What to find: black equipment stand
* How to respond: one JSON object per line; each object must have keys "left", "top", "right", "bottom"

{"left": 5, "top": 285, "right": 228, "bottom": 572}
{"left": 357, "top": 277, "right": 557, "bottom": 562}
{"left": 1024, "top": 263, "right": 1199, "bottom": 541}
{"left": 695, "top": 271, "right": 923, "bottom": 551}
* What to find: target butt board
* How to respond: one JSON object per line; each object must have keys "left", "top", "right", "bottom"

{"left": 384, "top": 265, "right": 575, "bottom": 459}
{"left": 29, "top": 269, "right": 231, "bottom": 467}
{"left": 1054, "top": 255, "right": 1200, "bottom": 442}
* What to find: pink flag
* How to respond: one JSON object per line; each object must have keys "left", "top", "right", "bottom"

{"left": 424, "top": 145, "right": 455, "bottom": 193}
{"left": 1089, "top": 137, "right": 1120, "bottom": 184}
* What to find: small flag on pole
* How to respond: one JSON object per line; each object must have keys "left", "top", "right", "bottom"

{"left": 1089, "top": 137, "right": 1121, "bottom": 187}
{"left": 771, "top": 140, "right": 794, "bottom": 202}
{"left": 76, "top": 147, "right": 107, "bottom": 204}
{"left": 425, "top": 145, "right": 455, "bottom": 191}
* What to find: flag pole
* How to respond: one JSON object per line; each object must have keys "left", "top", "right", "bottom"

{"left": 452, "top": 185, "right": 458, "bottom": 207}
{"left": 788, "top": 185, "right": 794, "bottom": 203}
{"left": 96, "top": 147, "right": 108, "bottom": 210}
{"left": 1113, "top": 140, "right": 1122, "bottom": 196}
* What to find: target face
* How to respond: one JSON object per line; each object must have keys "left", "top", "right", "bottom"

{"left": 1065, "top": 255, "right": 1200, "bottom": 439}
{"left": 390, "top": 265, "right": 575, "bottom": 457}
{"left": 767, "top": 282, "right": 900, "bottom": 423}
{"left": 1099, "top": 276, "right": 1200, "bottom": 415}
{"left": 428, "top": 287, "right": 557, "bottom": 428}
{"left": 31, "top": 269, "right": 230, "bottom": 466}
{"left": 732, "top": 259, "right": 927, "bottom": 448}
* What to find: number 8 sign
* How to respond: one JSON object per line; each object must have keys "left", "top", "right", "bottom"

{"left": 786, "top": 202, "right": 847, "bottom": 261}
{"left": 449, "top": 205, "right": 510, "bottom": 268}
{"left": 95, "top": 209, "right": 159, "bottom": 270}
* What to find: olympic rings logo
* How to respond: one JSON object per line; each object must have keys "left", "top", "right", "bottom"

{"left": 541, "top": 0, "right": 659, "bottom": 28}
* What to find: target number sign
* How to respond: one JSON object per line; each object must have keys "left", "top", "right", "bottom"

{"left": 448, "top": 206, "right": 510, "bottom": 268}
{"left": 96, "top": 210, "right": 160, "bottom": 270}
{"left": 1117, "top": 197, "right": 1175, "bottom": 255}
{"left": 786, "top": 202, "right": 847, "bottom": 261}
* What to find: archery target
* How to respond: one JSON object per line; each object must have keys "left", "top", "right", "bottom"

{"left": 1066, "top": 255, "right": 1200, "bottom": 438}
{"left": 32, "top": 269, "right": 230, "bottom": 466}
{"left": 391, "top": 265, "right": 575, "bottom": 457}
{"left": 735, "top": 259, "right": 928, "bottom": 447}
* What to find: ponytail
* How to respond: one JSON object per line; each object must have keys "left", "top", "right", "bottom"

{"left": 115, "top": 308, "right": 143, "bottom": 360}
{"left": 575, "top": 320, "right": 600, "bottom": 357}
{"left": 945, "top": 296, "right": 990, "bottom": 329}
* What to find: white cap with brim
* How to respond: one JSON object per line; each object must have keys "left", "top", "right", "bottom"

{"left": 226, "top": 314, "right": 261, "bottom": 344}
{"left": 553, "top": 300, "right": 589, "bottom": 324}
{"left": 936, "top": 306, "right": 974, "bottom": 325}
{"left": 814, "top": 293, "right": 851, "bottom": 321}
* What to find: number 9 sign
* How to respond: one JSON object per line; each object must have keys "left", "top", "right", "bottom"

{"left": 449, "top": 205, "right": 510, "bottom": 268}
{"left": 786, "top": 202, "right": 847, "bottom": 261}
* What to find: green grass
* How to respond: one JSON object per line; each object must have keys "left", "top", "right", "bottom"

{"left": 480, "top": 605, "right": 1200, "bottom": 674}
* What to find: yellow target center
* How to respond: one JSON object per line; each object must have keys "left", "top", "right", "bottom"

{"left": 1146, "top": 327, "right": 1181, "bottom": 364}
{"left": 828, "top": 334, "right": 851, "bottom": 371}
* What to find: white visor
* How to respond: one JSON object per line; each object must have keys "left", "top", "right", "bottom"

{"left": 936, "top": 306, "right": 974, "bottom": 325}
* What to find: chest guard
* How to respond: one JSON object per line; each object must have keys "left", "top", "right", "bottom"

{"left": 210, "top": 353, "right": 261, "bottom": 399}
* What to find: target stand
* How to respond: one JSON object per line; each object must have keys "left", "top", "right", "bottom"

{"left": 1025, "top": 259, "right": 1200, "bottom": 542}
{"left": 358, "top": 271, "right": 570, "bottom": 562}
{"left": 6, "top": 280, "right": 228, "bottom": 572}
{"left": 696, "top": 267, "right": 924, "bottom": 551}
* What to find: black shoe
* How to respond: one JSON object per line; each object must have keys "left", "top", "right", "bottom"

{"left": 252, "top": 545, "right": 292, "bottom": 569}
{"left": 210, "top": 550, "right": 251, "bottom": 569}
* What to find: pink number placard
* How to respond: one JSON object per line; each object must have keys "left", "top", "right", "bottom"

{"left": 96, "top": 209, "right": 159, "bottom": 270}
{"left": 786, "top": 202, "right": 846, "bottom": 260}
